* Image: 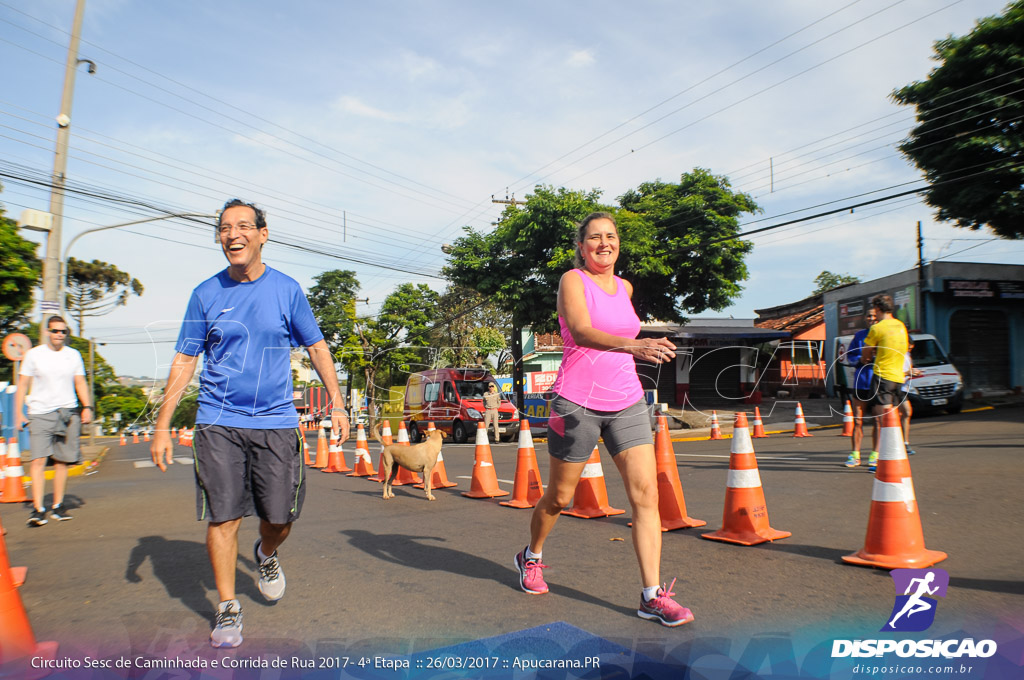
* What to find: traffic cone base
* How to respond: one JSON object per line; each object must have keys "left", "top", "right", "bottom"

{"left": 1, "top": 441, "right": 29, "bottom": 504}
{"left": 701, "top": 414, "right": 790, "bottom": 546}
{"left": 500, "top": 421, "right": 544, "bottom": 509}
{"left": 322, "top": 437, "right": 352, "bottom": 473}
{"left": 312, "top": 429, "right": 329, "bottom": 469}
{"left": 0, "top": 533, "right": 58, "bottom": 674}
{"left": 462, "top": 423, "right": 508, "bottom": 498}
{"left": 414, "top": 451, "right": 458, "bottom": 490}
{"left": 751, "top": 406, "right": 767, "bottom": 438}
{"left": 562, "top": 447, "right": 624, "bottom": 518}
{"left": 793, "top": 402, "right": 812, "bottom": 437}
{"left": 708, "top": 411, "right": 723, "bottom": 440}
{"left": 842, "top": 408, "right": 946, "bottom": 570}
{"left": 369, "top": 422, "right": 396, "bottom": 482}
{"left": 840, "top": 400, "right": 855, "bottom": 437}
{"left": 347, "top": 425, "right": 376, "bottom": 477}
{"left": 630, "top": 415, "right": 705, "bottom": 530}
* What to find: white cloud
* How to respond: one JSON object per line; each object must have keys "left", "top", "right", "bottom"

{"left": 332, "top": 96, "right": 405, "bottom": 122}
{"left": 565, "top": 49, "right": 595, "bottom": 68}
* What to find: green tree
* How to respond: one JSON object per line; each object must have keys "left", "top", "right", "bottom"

{"left": 356, "top": 283, "right": 440, "bottom": 410}
{"left": 428, "top": 286, "right": 511, "bottom": 369}
{"left": 442, "top": 185, "right": 603, "bottom": 334}
{"left": 617, "top": 168, "right": 758, "bottom": 320}
{"left": 812, "top": 271, "right": 861, "bottom": 294}
{"left": 97, "top": 386, "right": 149, "bottom": 429}
{"left": 444, "top": 169, "right": 758, "bottom": 331}
{"left": 307, "top": 269, "right": 360, "bottom": 358}
{"left": 65, "top": 257, "right": 144, "bottom": 336}
{"left": 0, "top": 198, "right": 41, "bottom": 340}
{"left": 892, "top": 1, "right": 1024, "bottom": 239}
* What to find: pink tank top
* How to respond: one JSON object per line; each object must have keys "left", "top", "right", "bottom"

{"left": 551, "top": 269, "right": 644, "bottom": 411}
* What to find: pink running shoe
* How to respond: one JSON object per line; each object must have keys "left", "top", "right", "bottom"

{"left": 513, "top": 547, "right": 549, "bottom": 594}
{"left": 638, "top": 579, "right": 694, "bottom": 627}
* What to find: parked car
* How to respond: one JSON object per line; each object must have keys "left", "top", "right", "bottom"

{"left": 404, "top": 368, "right": 520, "bottom": 443}
{"left": 833, "top": 332, "right": 963, "bottom": 414}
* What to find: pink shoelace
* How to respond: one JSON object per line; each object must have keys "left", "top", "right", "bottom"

{"left": 649, "top": 578, "right": 678, "bottom": 606}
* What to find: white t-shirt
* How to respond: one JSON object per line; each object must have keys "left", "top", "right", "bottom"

{"left": 19, "top": 344, "right": 86, "bottom": 414}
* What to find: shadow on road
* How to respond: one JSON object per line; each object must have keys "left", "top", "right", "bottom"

{"left": 124, "top": 535, "right": 262, "bottom": 622}
{"left": 950, "top": 576, "right": 1024, "bottom": 596}
{"left": 341, "top": 529, "right": 631, "bottom": 617}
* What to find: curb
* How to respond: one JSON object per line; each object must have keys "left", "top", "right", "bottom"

{"left": 20, "top": 445, "right": 110, "bottom": 482}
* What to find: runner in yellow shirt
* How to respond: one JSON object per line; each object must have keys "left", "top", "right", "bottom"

{"left": 861, "top": 293, "right": 909, "bottom": 471}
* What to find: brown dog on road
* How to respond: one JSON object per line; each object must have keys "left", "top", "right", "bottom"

{"left": 372, "top": 423, "right": 447, "bottom": 501}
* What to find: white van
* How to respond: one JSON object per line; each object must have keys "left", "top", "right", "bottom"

{"left": 832, "top": 333, "right": 964, "bottom": 414}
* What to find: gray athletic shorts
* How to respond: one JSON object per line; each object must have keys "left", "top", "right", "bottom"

{"left": 546, "top": 394, "right": 654, "bottom": 463}
{"left": 27, "top": 410, "right": 81, "bottom": 463}
{"left": 192, "top": 425, "right": 305, "bottom": 524}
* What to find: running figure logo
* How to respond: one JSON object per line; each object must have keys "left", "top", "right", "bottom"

{"left": 882, "top": 568, "right": 949, "bottom": 632}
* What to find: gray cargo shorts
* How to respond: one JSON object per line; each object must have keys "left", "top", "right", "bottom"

{"left": 28, "top": 409, "right": 82, "bottom": 463}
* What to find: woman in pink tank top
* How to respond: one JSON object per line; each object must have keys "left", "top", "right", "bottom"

{"left": 512, "top": 212, "right": 694, "bottom": 627}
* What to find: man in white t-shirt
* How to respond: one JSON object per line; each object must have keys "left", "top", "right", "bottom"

{"left": 14, "top": 316, "right": 93, "bottom": 527}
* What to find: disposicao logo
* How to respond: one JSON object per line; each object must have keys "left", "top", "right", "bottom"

{"left": 832, "top": 567, "right": 998, "bottom": 659}
{"left": 882, "top": 568, "right": 948, "bottom": 632}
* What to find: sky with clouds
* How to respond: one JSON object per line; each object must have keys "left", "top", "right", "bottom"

{"left": 1, "top": 0, "right": 1019, "bottom": 378}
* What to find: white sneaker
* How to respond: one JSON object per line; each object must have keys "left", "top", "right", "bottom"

{"left": 254, "top": 538, "right": 286, "bottom": 601}
{"left": 210, "top": 599, "right": 243, "bottom": 648}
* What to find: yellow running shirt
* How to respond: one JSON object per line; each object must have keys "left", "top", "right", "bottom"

{"left": 863, "top": 317, "right": 909, "bottom": 383}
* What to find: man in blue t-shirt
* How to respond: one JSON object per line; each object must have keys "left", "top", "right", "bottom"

{"left": 151, "top": 199, "right": 349, "bottom": 649}
{"left": 841, "top": 307, "right": 879, "bottom": 468}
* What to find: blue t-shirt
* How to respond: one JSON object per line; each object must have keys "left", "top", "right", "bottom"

{"left": 174, "top": 267, "right": 324, "bottom": 429}
{"left": 845, "top": 329, "right": 874, "bottom": 391}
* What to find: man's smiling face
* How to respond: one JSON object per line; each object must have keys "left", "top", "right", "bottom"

{"left": 218, "top": 205, "right": 268, "bottom": 271}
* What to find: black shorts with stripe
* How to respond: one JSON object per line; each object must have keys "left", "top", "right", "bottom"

{"left": 192, "top": 425, "right": 305, "bottom": 524}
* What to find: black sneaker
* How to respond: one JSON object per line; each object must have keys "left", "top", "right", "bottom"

{"left": 27, "top": 509, "right": 48, "bottom": 527}
{"left": 50, "top": 504, "right": 73, "bottom": 521}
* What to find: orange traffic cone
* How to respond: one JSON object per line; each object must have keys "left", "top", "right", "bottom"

{"left": 0, "top": 530, "right": 58, "bottom": 676}
{"left": 368, "top": 420, "right": 395, "bottom": 483}
{"left": 132, "top": 432, "right": 139, "bottom": 444}
{"left": 649, "top": 415, "right": 705, "bottom": 530}
{"left": 462, "top": 422, "right": 509, "bottom": 499}
{"left": 322, "top": 433, "right": 351, "bottom": 473}
{"left": 500, "top": 421, "right": 544, "bottom": 508}
{"left": 708, "top": 411, "right": 723, "bottom": 440}
{"left": 301, "top": 429, "right": 312, "bottom": 466}
{"left": 793, "top": 403, "right": 812, "bottom": 437}
{"left": 143, "top": 431, "right": 150, "bottom": 442}
{"left": 751, "top": 407, "right": 767, "bottom": 438}
{"left": 842, "top": 408, "right": 947, "bottom": 570}
{"left": 702, "top": 413, "right": 791, "bottom": 546}
{"left": 119, "top": 432, "right": 127, "bottom": 446}
{"left": 392, "top": 422, "right": 423, "bottom": 486}
{"left": 0, "top": 439, "right": 28, "bottom": 504}
{"left": 347, "top": 425, "right": 376, "bottom": 477}
{"left": 171, "top": 427, "right": 177, "bottom": 439}
{"left": 562, "top": 446, "right": 624, "bottom": 518}
{"left": 839, "top": 400, "right": 854, "bottom": 436}
{"left": 415, "top": 422, "right": 457, "bottom": 490}
{"left": 0, "top": 515, "right": 26, "bottom": 587}
{"left": 312, "top": 424, "right": 329, "bottom": 469}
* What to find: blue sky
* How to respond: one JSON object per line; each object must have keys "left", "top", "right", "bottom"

{"left": 1, "top": 0, "right": 1018, "bottom": 378}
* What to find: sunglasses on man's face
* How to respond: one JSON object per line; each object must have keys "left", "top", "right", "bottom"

{"left": 49, "top": 328, "right": 69, "bottom": 335}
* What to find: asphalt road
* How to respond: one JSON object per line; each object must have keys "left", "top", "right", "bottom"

{"left": 3, "top": 405, "right": 1021, "bottom": 667}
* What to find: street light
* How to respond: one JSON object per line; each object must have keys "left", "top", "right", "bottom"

{"left": 60, "top": 213, "right": 217, "bottom": 319}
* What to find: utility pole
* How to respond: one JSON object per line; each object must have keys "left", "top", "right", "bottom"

{"left": 43, "top": 0, "right": 90, "bottom": 327}
{"left": 88, "top": 336, "right": 95, "bottom": 446}
{"left": 917, "top": 220, "right": 927, "bottom": 332}
{"left": 491, "top": 193, "right": 528, "bottom": 414}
